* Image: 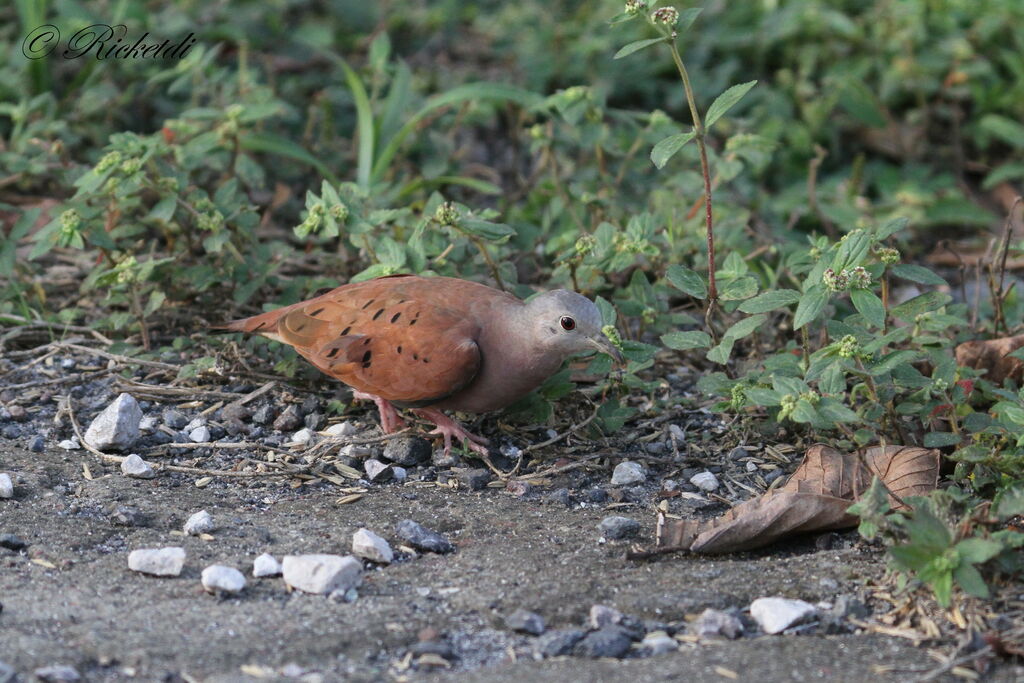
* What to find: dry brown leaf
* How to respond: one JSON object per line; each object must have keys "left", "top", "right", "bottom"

{"left": 955, "top": 335, "right": 1024, "bottom": 385}
{"left": 655, "top": 444, "right": 939, "bottom": 554}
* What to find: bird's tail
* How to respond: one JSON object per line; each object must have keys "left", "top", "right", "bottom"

{"left": 211, "top": 306, "right": 293, "bottom": 340}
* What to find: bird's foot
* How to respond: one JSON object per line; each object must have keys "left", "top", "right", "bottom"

{"left": 352, "top": 390, "right": 407, "bottom": 434}
{"left": 413, "top": 408, "right": 490, "bottom": 457}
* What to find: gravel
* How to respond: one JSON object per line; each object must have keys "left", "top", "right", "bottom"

{"left": 692, "top": 608, "right": 744, "bottom": 639}
{"left": 364, "top": 459, "right": 392, "bottom": 482}
{"left": 534, "top": 628, "right": 586, "bottom": 658}
{"left": 598, "top": 515, "right": 640, "bottom": 540}
{"left": 611, "top": 461, "right": 645, "bottom": 486}
{"left": 383, "top": 437, "right": 432, "bottom": 466}
{"left": 127, "top": 547, "right": 186, "bottom": 577}
{"left": 351, "top": 528, "right": 393, "bottom": 564}
{"left": 588, "top": 604, "right": 623, "bottom": 630}
{"left": 281, "top": 554, "right": 363, "bottom": 595}
{"left": 505, "top": 609, "right": 546, "bottom": 636}
{"left": 120, "top": 454, "right": 156, "bottom": 479}
{"left": 689, "top": 471, "right": 720, "bottom": 492}
{"left": 574, "top": 626, "right": 633, "bottom": 658}
{"left": 252, "top": 553, "right": 282, "bottom": 578}
{"left": 395, "top": 519, "right": 455, "bottom": 554}
{"left": 750, "top": 597, "right": 817, "bottom": 634}
{"left": 84, "top": 393, "right": 142, "bottom": 451}
{"left": 272, "top": 405, "right": 302, "bottom": 432}
{"left": 184, "top": 510, "right": 215, "bottom": 536}
{"left": 201, "top": 565, "right": 246, "bottom": 594}
{"left": 0, "top": 473, "right": 12, "bottom": 499}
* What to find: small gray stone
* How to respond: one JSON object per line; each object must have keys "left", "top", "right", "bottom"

{"left": 304, "top": 412, "right": 326, "bottom": 431}
{"left": 0, "top": 659, "right": 14, "bottom": 683}
{"left": 201, "top": 564, "right": 246, "bottom": 594}
{"left": 138, "top": 416, "right": 158, "bottom": 432}
{"left": 128, "top": 547, "right": 186, "bottom": 576}
{"left": 352, "top": 528, "right": 393, "bottom": 564}
{"left": 395, "top": 519, "right": 454, "bottom": 554}
{"left": 588, "top": 604, "right": 623, "bottom": 629}
{"left": 162, "top": 409, "right": 188, "bottom": 430}
{"left": 611, "top": 461, "right": 645, "bottom": 486}
{"left": 689, "top": 471, "right": 719, "bottom": 492}
{"left": 282, "top": 554, "right": 362, "bottom": 594}
{"left": 364, "top": 458, "right": 392, "bottom": 482}
{"left": 0, "top": 473, "right": 12, "bottom": 499}
{"left": 599, "top": 516, "right": 640, "bottom": 540}
{"left": 392, "top": 466, "right": 408, "bottom": 483}
{"left": 60, "top": 357, "right": 77, "bottom": 371}
{"left": 272, "top": 405, "right": 302, "bottom": 432}
{"left": 33, "top": 665, "right": 80, "bottom": 682}
{"left": 188, "top": 425, "right": 211, "bottom": 443}
{"left": 109, "top": 505, "right": 140, "bottom": 527}
{"left": 324, "top": 421, "right": 358, "bottom": 437}
{"left": 28, "top": 435, "right": 45, "bottom": 452}
{"left": 220, "top": 403, "right": 251, "bottom": 422}
{"left": 120, "top": 454, "right": 156, "bottom": 479}
{"left": 57, "top": 437, "right": 80, "bottom": 450}
{"left": 456, "top": 467, "right": 492, "bottom": 491}
{"left": 0, "top": 533, "right": 27, "bottom": 551}
{"left": 291, "top": 427, "right": 315, "bottom": 445}
{"left": 534, "top": 628, "right": 585, "bottom": 658}
{"left": 692, "top": 608, "right": 744, "bottom": 639}
{"left": 84, "top": 393, "right": 142, "bottom": 451}
{"left": 574, "top": 626, "right": 632, "bottom": 658}
{"left": 383, "top": 437, "right": 431, "bottom": 466}
{"left": 641, "top": 632, "right": 678, "bottom": 655}
{"left": 253, "top": 553, "right": 282, "bottom": 577}
{"left": 184, "top": 510, "right": 215, "bottom": 536}
{"left": 505, "top": 609, "right": 545, "bottom": 635}
{"left": 750, "top": 597, "right": 817, "bottom": 634}
{"left": 645, "top": 441, "right": 666, "bottom": 454}
{"left": 6, "top": 405, "right": 26, "bottom": 421}
{"left": 185, "top": 417, "right": 206, "bottom": 432}
{"left": 251, "top": 405, "right": 276, "bottom": 425}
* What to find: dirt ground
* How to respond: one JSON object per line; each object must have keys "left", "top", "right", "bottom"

{"left": 3, "top": 440, "right": 1022, "bottom": 683}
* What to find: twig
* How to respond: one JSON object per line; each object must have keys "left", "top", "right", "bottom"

{"left": 624, "top": 544, "right": 691, "bottom": 561}
{"left": 514, "top": 453, "right": 606, "bottom": 482}
{"left": 0, "top": 313, "right": 114, "bottom": 345}
{"left": 54, "top": 342, "right": 180, "bottom": 372}
{"left": 522, "top": 404, "right": 601, "bottom": 453}
{"left": 2, "top": 369, "right": 111, "bottom": 391}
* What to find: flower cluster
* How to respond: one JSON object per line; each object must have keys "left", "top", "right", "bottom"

{"left": 652, "top": 6, "right": 679, "bottom": 25}
{"left": 837, "top": 334, "right": 861, "bottom": 359}
{"left": 877, "top": 247, "right": 900, "bottom": 265}
{"left": 823, "top": 266, "right": 871, "bottom": 292}
{"left": 624, "top": 1, "right": 647, "bottom": 16}
{"left": 434, "top": 201, "right": 460, "bottom": 226}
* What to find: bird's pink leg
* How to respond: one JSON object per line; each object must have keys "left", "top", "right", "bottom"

{"left": 352, "top": 390, "right": 407, "bottom": 433}
{"left": 413, "top": 408, "right": 489, "bottom": 457}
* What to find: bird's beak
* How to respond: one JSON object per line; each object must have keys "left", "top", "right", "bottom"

{"left": 588, "top": 335, "right": 625, "bottom": 365}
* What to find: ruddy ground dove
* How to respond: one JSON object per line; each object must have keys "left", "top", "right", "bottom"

{"left": 219, "top": 274, "right": 622, "bottom": 455}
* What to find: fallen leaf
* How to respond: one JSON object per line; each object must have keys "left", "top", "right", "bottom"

{"left": 955, "top": 335, "right": 1024, "bottom": 385}
{"left": 654, "top": 444, "right": 939, "bottom": 554}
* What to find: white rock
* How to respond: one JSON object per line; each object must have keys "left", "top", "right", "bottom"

{"left": 84, "top": 393, "right": 142, "bottom": 451}
{"left": 128, "top": 547, "right": 186, "bottom": 576}
{"left": 339, "top": 443, "right": 372, "bottom": 458}
{"left": 668, "top": 423, "right": 686, "bottom": 441}
{"left": 642, "top": 632, "right": 678, "bottom": 655}
{"left": 0, "top": 473, "right": 13, "bottom": 499}
{"left": 33, "top": 665, "right": 80, "bottom": 682}
{"left": 750, "top": 597, "right": 817, "bottom": 634}
{"left": 201, "top": 565, "right": 246, "bottom": 594}
{"left": 324, "top": 421, "right": 358, "bottom": 436}
{"left": 184, "top": 510, "right": 215, "bottom": 536}
{"left": 611, "top": 461, "right": 645, "bottom": 486}
{"left": 364, "top": 458, "right": 392, "bottom": 482}
{"left": 746, "top": 461, "right": 758, "bottom": 472}
{"left": 692, "top": 608, "right": 744, "bottom": 639}
{"left": 392, "top": 466, "right": 408, "bottom": 483}
{"left": 292, "top": 427, "right": 315, "bottom": 444}
{"left": 282, "top": 554, "right": 362, "bottom": 595}
{"left": 188, "top": 425, "right": 210, "bottom": 443}
{"left": 58, "top": 437, "right": 81, "bottom": 450}
{"left": 185, "top": 417, "right": 206, "bottom": 432}
{"left": 120, "top": 454, "right": 156, "bottom": 479}
{"left": 690, "top": 471, "right": 720, "bottom": 492}
{"left": 352, "top": 528, "right": 393, "bottom": 564}
{"left": 139, "top": 416, "right": 158, "bottom": 432}
{"left": 253, "top": 553, "right": 282, "bottom": 577}
{"left": 588, "top": 604, "right": 623, "bottom": 629}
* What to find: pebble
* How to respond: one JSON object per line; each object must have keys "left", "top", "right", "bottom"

{"left": 547, "top": 488, "right": 571, "bottom": 506}
{"left": 764, "top": 469, "right": 785, "bottom": 485}
{"left": 120, "top": 454, "right": 156, "bottom": 479}
{"left": 364, "top": 459, "right": 392, "bottom": 482}
{"left": 395, "top": 519, "right": 454, "bottom": 554}
{"left": 689, "top": 471, "right": 720, "bottom": 492}
{"left": 455, "top": 468, "right": 492, "bottom": 491}
{"left": 574, "top": 626, "right": 633, "bottom": 658}
{"left": 33, "top": 665, "right": 80, "bottom": 682}
{"left": 645, "top": 441, "right": 666, "bottom": 454}
{"left": 184, "top": 510, "right": 215, "bottom": 536}
{"left": 58, "top": 437, "right": 81, "bottom": 450}
{"left": 109, "top": 505, "right": 140, "bottom": 526}
{"left": 272, "top": 405, "right": 302, "bottom": 432}
{"left": 220, "top": 403, "right": 251, "bottom": 422}
{"left": 253, "top": 553, "right": 282, "bottom": 577}
{"left": 324, "top": 421, "right": 358, "bottom": 437}
{"left": 304, "top": 412, "right": 326, "bottom": 430}
{"left": 692, "top": 608, "right": 744, "bottom": 639}
{"left": 60, "top": 357, "right": 77, "bottom": 371}
{"left": 128, "top": 547, "right": 186, "bottom": 577}
{"left": 0, "top": 533, "right": 27, "bottom": 551}
{"left": 383, "top": 437, "right": 431, "bottom": 466}
{"left": 611, "top": 461, "right": 645, "bottom": 486}
{"left": 28, "top": 434, "right": 45, "bottom": 452}
{"left": 392, "top": 466, "right": 408, "bottom": 483}
{"left": 251, "top": 405, "right": 276, "bottom": 425}
{"left": 291, "top": 427, "right": 315, "bottom": 445}
{"left": 138, "top": 416, "right": 158, "bottom": 432}
{"left": 432, "top": 449, "right": 460, "bottom": 468}
{"left": 188, "top": 425, "right": 211, "bottom": 443}
{"left": 6, "top": 405, "right": 26, "bottom": 421}
{"left": 352, "top": 528, "right": 393, "bottom": 564}
{"left": 185, "top": 417, "right": 206, "bottom": 432}
{"left": 505, "top": 609, "right": 545, "bottom": 635}
{"left": 0, "top": 473, "right": 12, "bottom": 499}
{"left": 201, "top": 565, "right": 246, "bottom": 594}
{"left": 339, "top": 444, "right": 372, "bottom": 459}
{"left": 282, "top": 554, "right": 363, "bottom": 595}
{"left": 506, "top": 480, "right": 532, "bottom": 497}
{"left": 588, "top": 604, "right": 623, "bottom": 629}
{"left": 84, "top": 393, "right": 143, "bottom": 451}
{"left": 1, "top": 424, "right": 20, "bottom": 439}
{"left": 668, "top": 423, "right": 686, "bottom": 441}
{"left": 534, "top": 628, "right": 585, "bottom": 658}
{"left": 162, "top": 409, "right": 188, "bottom": 430}
{"left": 746, "top": 461, "right": 758, "bottom": 472}
{"left": 0, "top": 660, "right": 12, "bottom": 683}
{"left": 599, "top": 516, "right": 640, "bottom": 540}
{"left": 750, "top": 597, "right": 817, "bottom": 634}
{"left": 641, "top": 631, "right": 678, "bottom": 655}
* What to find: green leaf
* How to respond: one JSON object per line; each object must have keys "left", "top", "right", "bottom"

{"left": 838, "top": 78, "right": 887, "bottom": 128}
{"left": 819, "top": 363, "right": 846, "bottom": 395}
{"left": 1, "top": 207, "right": 38, "bottom": 274}
{"left": 876, "top": 217, "right": 909, "bottom": 241}
{"left": 890, "top": 291, "right": 951, "bottom": 320}
{"left": 794, "top": 285, "right": 828, "bottom": 330}
{"left": 953, "top": 563, "right": 989, "bottom": 599}
{"left": 923, "top": 432, "right": 961, "bottom": 448}
{"left": 817, "top": 398, "right": 859, "bottom": 423}
{"left": 665, "top": 264, "right": 707, "bottom": 299}
{"left": 240, "top": 133, "right": 338, "bottom": 185}
{"left": 979, "top": 114, "right": 1024, "bottom": 149}
{"left": 651, "top": 132, "right": 696, "bottom": 169}
{"left": 738, "top": 289, "right": 800, "bottom": 313}
{"left": 677, "top": 7, "right": 703, "bottom": 31}
{"left": 457, "top": 218, "right": 515, "bottom": 241}
{"left": 613, "top": 37, "right": 667, "bottom": 60}
{"left": 830, "top": 229, "right": 872, "bottom": 272}
{"left": 704, "top": 80, "right": 757, "bottom": 128}
{"left": 746, "top": 388, "right": 781, "bottom": 406}
{"left": 850, "top": 289, "right": 885, "bottom": 328}
{"left": 995, "top": 485, "right": 1024, "bottom": 521}
{"left": 337, "top": 57, "right": 375, "bottom": 189}
{"left": 706, "top": 337, "right": 735, "bottom": 365}
{"left": 718, "top": 276, "right": 759, "bottom": 301}
{"left": 723, "top": 314, "right": 767, "bottom": 341}
{"left": 869, "top": 350, "right": 918, "bottom": 376}
{"left": 890, "top": 264, "right": 947, "bottom": 286}
{"left": 956, "top": 537, "right": 1003, "bottom": 564}
{"left": 661, "top": 330, "right": 711, "bottom": 351}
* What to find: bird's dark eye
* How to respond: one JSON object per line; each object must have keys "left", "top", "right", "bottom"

{"left": 560, "top": 316, "right": 576, "bottom": 331}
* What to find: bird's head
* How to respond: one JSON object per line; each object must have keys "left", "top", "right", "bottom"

{"left": 526, "top": 290, "right": 624, "bottom": 364}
